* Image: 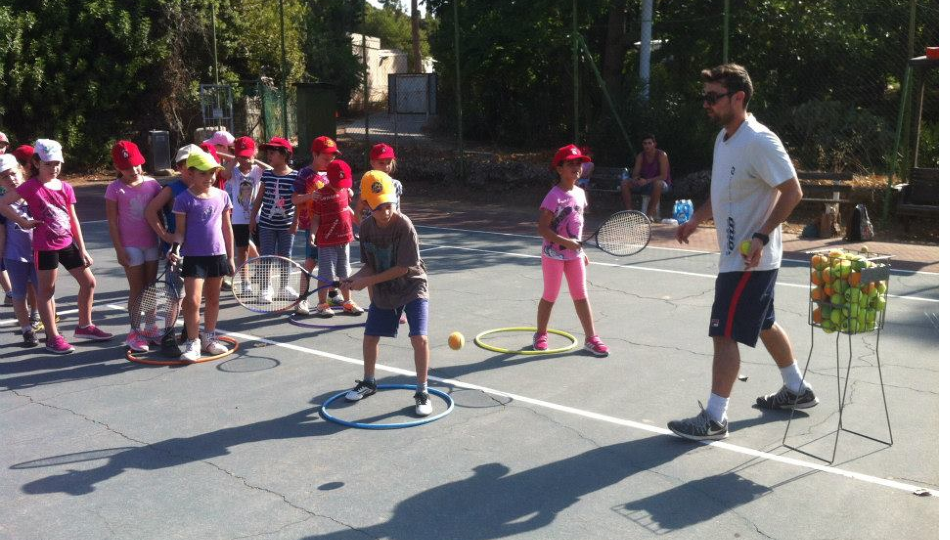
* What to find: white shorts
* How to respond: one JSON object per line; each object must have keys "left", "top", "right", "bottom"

{"left": 125, "top": 246, "right": 160, "bottom": 267}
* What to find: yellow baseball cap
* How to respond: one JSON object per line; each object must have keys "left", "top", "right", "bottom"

{"left": 360, "top": 170, "right": 397, "bottom": 210}
{"left": 186, "top": 150, "right": 223, "bottom": 172}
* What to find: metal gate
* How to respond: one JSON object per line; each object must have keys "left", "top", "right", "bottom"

{"left": 199, "top": 84, "right": 234, "bottom": 132}
{"left": 388, "top": 73, "right": 437, "bottom": 116}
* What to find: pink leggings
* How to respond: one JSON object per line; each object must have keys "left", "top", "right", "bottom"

{"left": 541, "top": 256, "right": 588, "bottom": 303}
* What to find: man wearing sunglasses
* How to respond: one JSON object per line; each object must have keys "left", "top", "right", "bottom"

{"left": 668, "top": 64, "right": 814, "bottom": 441}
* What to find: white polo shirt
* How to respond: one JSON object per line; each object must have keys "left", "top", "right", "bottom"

{"left": 710, "top": 114, "right": 796, "bottom": 273}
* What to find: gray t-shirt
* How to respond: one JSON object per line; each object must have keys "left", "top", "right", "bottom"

{"left": 358, "top": 212, "right": 427, "bottom": 309}
{"left": 710, "top": 114, "right": 796, "bottom": 273}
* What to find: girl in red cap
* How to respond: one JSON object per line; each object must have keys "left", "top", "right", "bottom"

{"left": 250, "top": 137, "right": 298, "bottom": 302}
{"left": 106, "top": 141, "right": 164, "bottom": 352}
{"left": 534, "top": 144, "right": 610, "bottom": 357}
{"left": 222, "top": 136, "right": 264, "bottom": 294}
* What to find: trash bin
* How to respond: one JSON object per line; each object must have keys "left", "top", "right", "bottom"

{"left": 294, "top": 82, "right": 337, "bottom": 163}
{"left": 147, "top": 130, "right": 171, "bottom": 173}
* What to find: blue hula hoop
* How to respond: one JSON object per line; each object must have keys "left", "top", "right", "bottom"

{"left": 320, "top": 384, "right": 454, "bottom": 429}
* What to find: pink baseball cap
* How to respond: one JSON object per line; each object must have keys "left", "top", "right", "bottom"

{"left": 112, "top": 140, "right": 146, "bottom": 170}
{"left": 370, "top": 143, "right": 395, "bottom": 160}
{"left": 0, "top": 132, "right": 8, "bottom": 145}
{"left": 203, "top": 130, "right": 235, "bottom": 147}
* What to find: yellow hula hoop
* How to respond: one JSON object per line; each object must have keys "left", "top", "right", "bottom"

{"left": 473, "top": 327, "right": 578, "bottom": 355}
{"left": 127, "top": 336, "right": 240, "bottom": 366}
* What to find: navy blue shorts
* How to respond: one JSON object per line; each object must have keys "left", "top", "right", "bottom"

{"left": 365, "top": 298, "right": 428, "bottom": 338}
{"left": 709, "top": 270, "right": 778, "bottom": 347}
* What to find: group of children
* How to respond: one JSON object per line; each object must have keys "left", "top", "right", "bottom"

{"left": 0, "top": 129, "right": 611, "bottom": 417}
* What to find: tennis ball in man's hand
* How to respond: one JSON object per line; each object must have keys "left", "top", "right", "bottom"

{"left": 740, "top": 240, "right": 752, "bottom": 255}
{"left": 448, "top": 332, "right": 465, "bottom": 350}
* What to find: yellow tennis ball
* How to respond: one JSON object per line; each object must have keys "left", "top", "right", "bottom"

{"left": 740, "top": 240, "right": 751, "bottom": 256}
{"left": 448, "top": 331, "right": 465, "bottom": 350}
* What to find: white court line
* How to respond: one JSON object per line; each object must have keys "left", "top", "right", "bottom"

{"left": 414, "top": 224, "right": 940, "bottom": 276}
{"left": 435, "top": 244, "right": 939, "bottom": 304}
{"left": 201, "top": 326, "right": 936, "bottom": 498}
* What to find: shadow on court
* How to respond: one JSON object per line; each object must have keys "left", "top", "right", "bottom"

{"left": 299, "top": 435, "right": 770, "bottom": 539}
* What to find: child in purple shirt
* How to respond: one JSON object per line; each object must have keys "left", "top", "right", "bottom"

{"left": 172, "top": 150, "right": 235, "bottom": 362}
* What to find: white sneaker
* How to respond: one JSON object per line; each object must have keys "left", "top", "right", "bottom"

{"left": 294, "top": 299, "right": 310, "bottom": 316}
{"left": 180, "top": 338, "right": 202, "bottom": 362}
{"left": 201, "top": 331, "right": 228, "bottom": 355}
{"left": 414, "top": 392, "right": 433, "bottom": 416}
{"left": 260, "top": 285, "right": 274, "bottom": 303}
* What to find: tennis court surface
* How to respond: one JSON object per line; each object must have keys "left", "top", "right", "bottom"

{"left": 1, "top": 219, "right": 939, "bottom": 539}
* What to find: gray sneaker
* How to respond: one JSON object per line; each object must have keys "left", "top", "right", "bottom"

{"left": 755, "top": 385, "right": 819, "bottom": 410}
{"left": 668, "top": 405, "right": 728, "bottom": 441}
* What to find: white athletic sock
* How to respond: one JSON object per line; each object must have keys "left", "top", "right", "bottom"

{"left": 706, "top": 393, "right": 729, "bottom": 425}
{"left": 417, "top": 381, "right": 428, "bottom": 394}
{"left": 780, "top": 362, "right": 811, "bottom": 395}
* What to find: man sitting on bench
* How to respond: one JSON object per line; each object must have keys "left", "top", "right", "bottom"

{"left": 621, "top": 133, "right": 672, "bottom": 221}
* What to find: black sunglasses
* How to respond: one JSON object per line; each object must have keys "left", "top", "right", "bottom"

{"left": 702, "top": 91, "right": 736, "bottom": 105}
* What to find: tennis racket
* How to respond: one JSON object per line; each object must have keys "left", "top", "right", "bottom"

{"left": 132, "top": 244, "right": 183, "bottom": 344}
{"left": 581, "top": 210, "right": 651, "bottom": 256}
{"left": 232, "top": 255, "right": 340, "bottom": 314}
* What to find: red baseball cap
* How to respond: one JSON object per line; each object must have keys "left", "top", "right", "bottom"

{"left": 311, "top": 136, "right": 341, "bottom": 155}
{"left": 326, "top": 160, "right": 353, "bottom": 189}
{"left": 199, "top": 142, "right": 221, "bottom": 163}
{"left": 233, "top": 136, "right": 257, "bottom": 158}
{"left": 12, "top": 145, "right": 34, "bottom": 165}
{"left": 112, "top": 140, "right": 146, "bottom": 170}
{"left": 262, "top": 137, "right": 293, "bottom": 152}
{"left": 370, "top": 143, "right": 395, "bottom": 161}
{"left": 550, "top": 144, "right": 591, "bottom": 169}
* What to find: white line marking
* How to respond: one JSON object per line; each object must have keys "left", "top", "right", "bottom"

{"left": 435, "top": 244, "right": 939, "bottom": 304}
{"left": 205, "top": 325, "right": 936, "bottom": 498}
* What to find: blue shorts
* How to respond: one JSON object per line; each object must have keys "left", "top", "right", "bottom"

{"left": 4, "top": 259, "right": 37, "bottom": 300}
{"left": 631, "top": 180, "right": 672, "bottom": 195}
{"left": 365, "top": 298, "right": 428, "bottom": 338}
{"left": 709, "top": 270, "right": 777, "bottom": 347}
{"left": 305, "top": 239, "right": 319, "bottom": 261}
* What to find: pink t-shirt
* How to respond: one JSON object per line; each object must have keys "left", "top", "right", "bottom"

{"left": 15, "top": 177, "right": 76, "bottom": 252}
{"left": 540, "top": 184, "right": 586, "bottom": 261}
{"left": 105, "top": 177, "right": 163, "bottom": 248}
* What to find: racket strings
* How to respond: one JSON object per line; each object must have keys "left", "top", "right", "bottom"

{"left": 234, "top": 256, "right": 302, "bottom": 312}
{"left": 135, "top": 271, "right": 181, "bottom": 332}
{"left": 596, "top": 212, "right": 651, "bottom": 256}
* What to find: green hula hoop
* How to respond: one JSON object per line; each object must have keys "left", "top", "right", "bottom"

{"left": 473, "top": 327, "right": 578, "bottom": 355}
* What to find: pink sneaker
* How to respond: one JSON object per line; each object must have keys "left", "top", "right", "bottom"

{"left": 126, "top": 330, "right": 149, "bottom": 353}
{"left": 533, "top": 332, "right": 548, "bottom": 351}
{"left": 584, "top": 335, "right": 610, "bottom": 357}
{"left": 46, "top": 335, "right": 75, "bottom": 355}
{"left": 74, "top": 324, "right": 114, "bottom": 341}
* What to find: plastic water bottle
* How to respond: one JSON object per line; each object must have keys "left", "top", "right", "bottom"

{"left": 685, "top": 199, "right": 694, "bottom": 222}
{"left": 674, "top": 200, "right": 688, "bottom": 225}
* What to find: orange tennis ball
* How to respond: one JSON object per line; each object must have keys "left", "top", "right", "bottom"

{"left": 448, "top": 331, "right": 465, "bottom": 350}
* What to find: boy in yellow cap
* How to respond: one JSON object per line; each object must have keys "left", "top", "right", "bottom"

{"left": 341, "top": 171, "right": 432, "bottom": 416}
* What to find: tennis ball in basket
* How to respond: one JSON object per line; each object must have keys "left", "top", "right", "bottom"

{"left": 740, "top": 240, "right": 751, "bottom": 256}
{"left": 448, "top": 331, "right": 465, "bottom": 350}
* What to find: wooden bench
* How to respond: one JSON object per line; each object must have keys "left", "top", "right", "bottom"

{"left": 893, "top": 167, "right": 938, "bottom": 228}
{"left": 797, "top": 171, "right": 854, "bottom": 207}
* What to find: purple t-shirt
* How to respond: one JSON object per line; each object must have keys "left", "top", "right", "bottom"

{"left": 15, "top": 177, "right": 76, "bottom": 252}
{"left": 105, "top": 177, "right": 163, "bottom": 248}
{"left": 540, "top": 185, "right": 586, "bottom": 261}
{"left": 0, "top": 200, "right": 34, "bottom": 262}
{"left": 172, "top": 188, "right": 232, "bottom": 257}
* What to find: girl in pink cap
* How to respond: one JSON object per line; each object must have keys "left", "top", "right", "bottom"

{"left": 106, "top": 140, "right": 163, "bottom": 352}
{"left": 0, "top": 139, "right": 113, "bottom": 354}
{"left": 534, "top": 144, "right": 610, "bottom": 357}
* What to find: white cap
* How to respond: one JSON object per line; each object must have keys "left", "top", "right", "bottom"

{"left": 0, "top": 154, "right": 18, "bottom": 174}
{"left": 34, "top": 139, "right": 64, "bottom": 162}
{"left": 175, "top": 144, "right": 202, "bottom": 164}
